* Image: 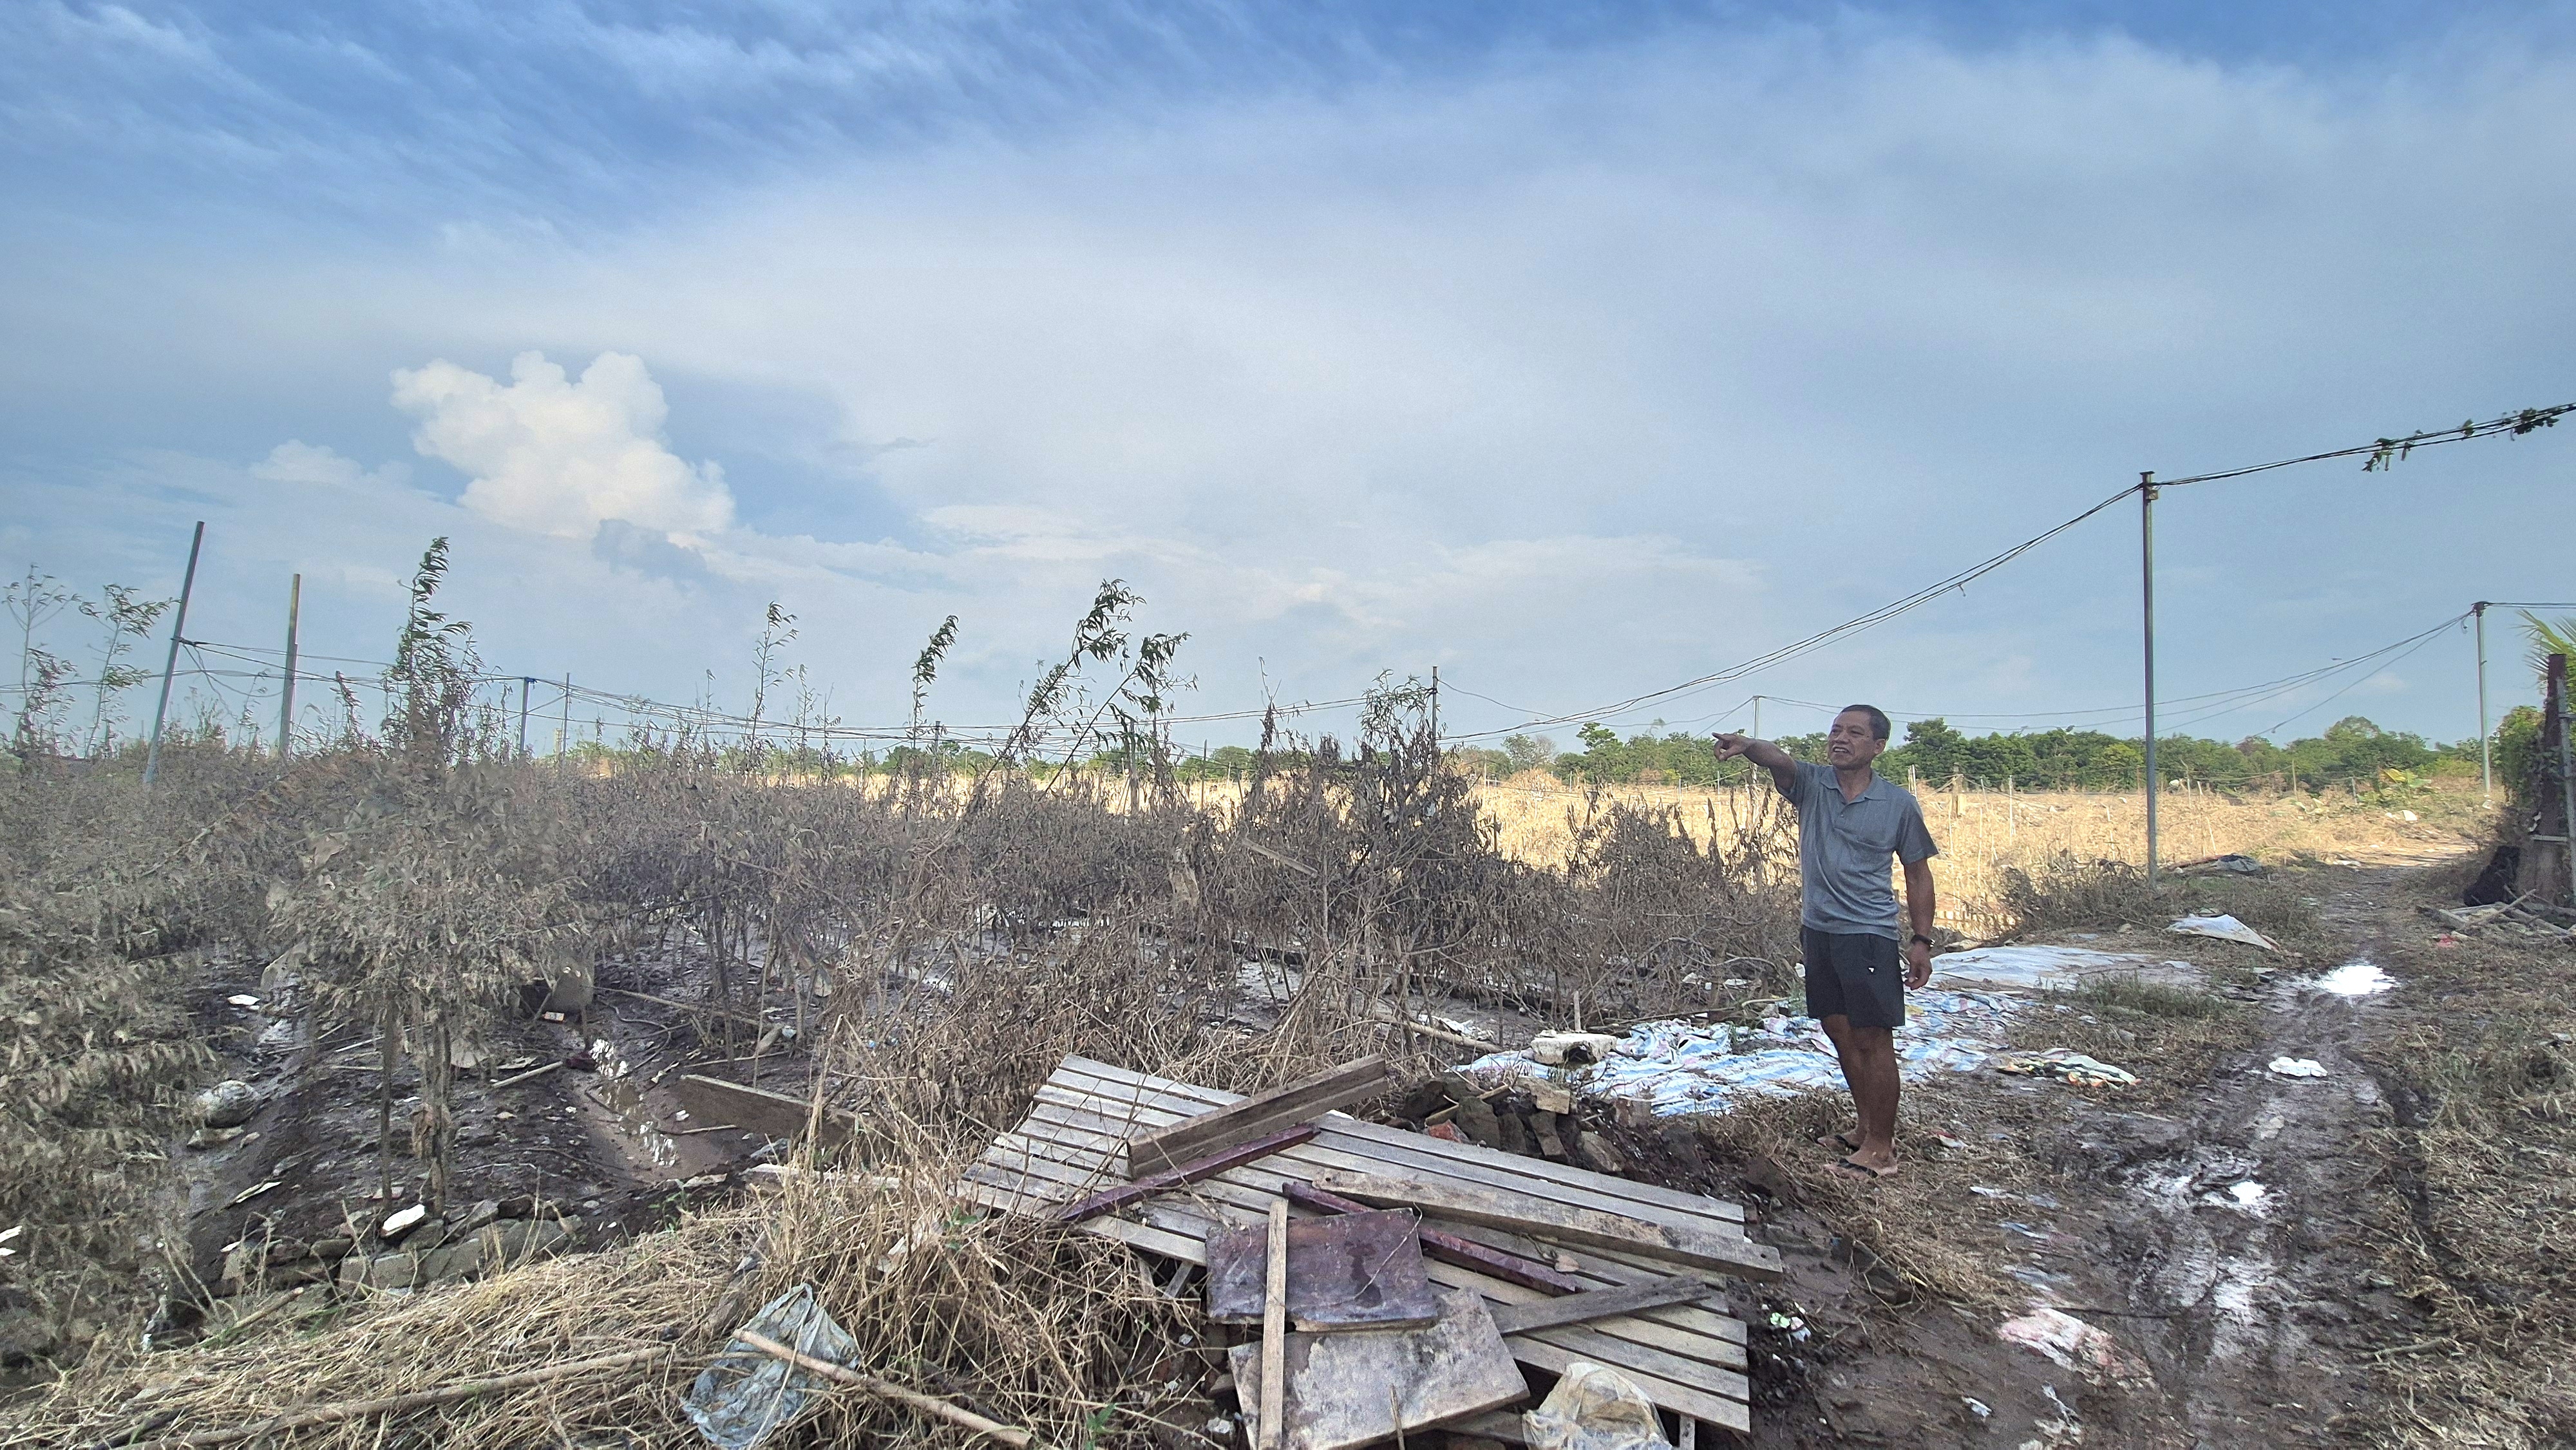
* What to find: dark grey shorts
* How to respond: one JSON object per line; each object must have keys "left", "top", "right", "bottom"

{"left": 1802, "top": 927, "right": 1904, "bottom": 1030}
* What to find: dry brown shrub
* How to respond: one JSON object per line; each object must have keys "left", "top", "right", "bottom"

{"left": 6, "top": 1127, "right": 1200, "bottom": 1449}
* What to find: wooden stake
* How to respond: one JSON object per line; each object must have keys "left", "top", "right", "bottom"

{"left": 734, "top": 1328, "right": 1033, "bottom": 1447}
{"left": 1259, "top": 1198, "right": 1289, "bottom": 1450}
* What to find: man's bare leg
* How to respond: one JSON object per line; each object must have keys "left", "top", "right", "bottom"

{"left": 1821, "top": 1016, "right": 1901, "bottom": 1175}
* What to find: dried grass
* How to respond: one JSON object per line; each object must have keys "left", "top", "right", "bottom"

{"left": 2345, "top": 891, "right": 2576, "bottom": 1449}
{"left": 5, "top": 1124, "right": 1200, "bottom": 1449}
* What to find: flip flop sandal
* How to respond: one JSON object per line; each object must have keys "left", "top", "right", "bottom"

{"left": 1814, "top": 1131, "right": 1862, "bottom": 1153}
{"left": 1832, "top": 1156, "right": 1900, "bottom": 1181}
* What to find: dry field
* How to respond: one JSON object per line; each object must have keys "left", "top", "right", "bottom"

{"left": 1472, "top": 772, "right": 2492, "bottom": 934}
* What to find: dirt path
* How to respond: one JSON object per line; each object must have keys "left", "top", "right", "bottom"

{"left": 1702, "top": 863, "right": 2441, "bottom": 1449}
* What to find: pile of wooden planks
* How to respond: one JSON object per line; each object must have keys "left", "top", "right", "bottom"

{"left": 958, "top": 1055, "right": 1777, "bottom": 1443}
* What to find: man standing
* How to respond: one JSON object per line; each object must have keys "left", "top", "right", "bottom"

{"left": 1713, "top": 706, "right": 1938, "bottom": 1178}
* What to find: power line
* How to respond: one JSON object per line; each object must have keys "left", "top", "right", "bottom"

{"left": 1441, "top": 400, "right": 2571, "bottom": 742}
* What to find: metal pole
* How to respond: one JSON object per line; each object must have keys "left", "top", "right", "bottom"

{"left": 2556, "top": 653, "right": 2576, "bottom": 907}
{"left": 278, "top": 573, "right": 301, "bottom": 759}
{"left": 558, "top": 673, "right": 571, "bottom": 760}
{"left": 2139, "top": 474, "right": 2159, "bottom": 893}
{"left": 142, "top": 522, "right": 206, "bottom": 788}
{"left": 2475, "top": 602, "right": 2492, "bottom": 802}
{"left": 517, "top": 675, "right": 532, "bottom": 759}
{"left": 1752, "top": 695, "right": 1761, "bottom": 740}
{"left": 1429, "top": 664, "right": 1439, "bottom": 744}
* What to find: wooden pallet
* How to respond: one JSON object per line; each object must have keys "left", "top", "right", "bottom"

{"left": 961, "top": 1055, "right": 1756, "bottom": 1436}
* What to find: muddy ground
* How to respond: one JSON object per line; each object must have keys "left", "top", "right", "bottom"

{"left": 138, "top": 856, "right": 2536, "bottom": 1447}
{"left": 1608, "top": 858, "right": 2496, "bottom": 1450}
{"left": 164, "top": 938, "right": 803, "bottom": 1328}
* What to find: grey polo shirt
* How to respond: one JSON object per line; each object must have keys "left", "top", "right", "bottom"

{"left": 1785, "top": 762, "right": 1938, "bottom": 939}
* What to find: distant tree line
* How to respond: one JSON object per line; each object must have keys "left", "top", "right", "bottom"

{"left": 1447, "top": 713, "right": 2505, "bottom": 795}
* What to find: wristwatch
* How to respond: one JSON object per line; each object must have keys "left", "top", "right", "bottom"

{"left": 1909, "top": 934, "right": 1933, "bottom": 948}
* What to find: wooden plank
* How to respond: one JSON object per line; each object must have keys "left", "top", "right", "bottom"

{"left": 1126, "top": 1055, "right": 1394, "bottom": 1174}
{"left": 1310, "top": 1172, "right": 1782, "bottom": 1283}
{"left": 963, "top": 1059, "right": 1752, "bottom": 1429}
{"left": 1280, "top": 1180, "right": 1584, "bottom": 1295}
{"left": 1208, "top": 1209, "right": 1441, "bottom": 1331}
{"left": 1416, "top": 1254, "right": 1747, "bottom": 1371}
{"left": 974, "top": 1122, "right": 1750, "bottom": 1370}
{"left": 969, "top": 1159, "right": 1750, "bottom": 1412}
{"left": 987, "top": 1100, "right": 1748, "bottom": 1354}
{"left": 672, "top": 1075, "right": 859, "bottom": 1147}
{"left": 1508, "top": 1334, "right": 1748, "bottom": 1436}
{"left": 1062, "top": 1057, "right": 1746, "bottom": 1224}
{"left": 1231, "top": 1289, "right": 1530, "bottom": 1450}
{"left": 1258, "top": 1199, "right": 1289, "bottom": 1450}
{"left": 1054, "top": 1126, "right": 1320, "bottom": 1224}
{"left": 1490, "top": 1277, "right": 1720, "bottom": 1335}
{"left": 1050, "top": 1060, "right": 1744, "bottom": 1225}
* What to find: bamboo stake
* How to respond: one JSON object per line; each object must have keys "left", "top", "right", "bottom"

{"left": 122, "top": 1344, "right": 671, "bottom": 1449}
{"left": 733, "top": 1329, "right": 1033, "bottom": 1447}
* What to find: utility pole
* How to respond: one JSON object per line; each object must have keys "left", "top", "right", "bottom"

{"left": 1430, "top": 666, "right": 1440, "bottom": 744}
{"left": 2474, "top": 601, "right": 2492, "bottom": 802}
{"left": 517, "top": 675, "right": 533, "bottom": 759}
{"left": 142, "top": 522, "right": 206, "bottom": 789}
{"left": 557, "top": 673, "right": 572, "bottom": 760}
{"left": 1752, "top": 695, "right": 1762, "bottom": 740}
{"left": 2139, "top": 473, "right": 2159, "bottom": 893}
{"left": 277, "top": 573, "right": 301, "bottom": 759}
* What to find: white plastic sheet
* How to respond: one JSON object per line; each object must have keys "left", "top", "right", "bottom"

{"left": 2168, "top": 914, "right": 2278, "bottom": 951}
{"left": 1466, "top": 989, "right": 2020, "bottom": 1117}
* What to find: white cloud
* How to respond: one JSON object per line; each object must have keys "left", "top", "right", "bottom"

{"left": 252, "top": 440, "right": 410, "bottom": 491}
{"left": 390, "top": 351, "right": 736, "bottom": 540}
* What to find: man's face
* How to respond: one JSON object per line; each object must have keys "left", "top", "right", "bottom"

{"left": 1828, "top": 711, "right": 1887, "bottom": 769}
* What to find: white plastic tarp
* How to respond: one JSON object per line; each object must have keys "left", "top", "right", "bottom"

{"left": 1465, "top": 988, "right": 2020, "bottom": 1118}
{"left": 1931, "top": 945, "right": 2200, "bottom": 993}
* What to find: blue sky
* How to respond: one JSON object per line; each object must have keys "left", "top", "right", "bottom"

{"left": 5, "top": 1, "right": 2573, "bottom": 753}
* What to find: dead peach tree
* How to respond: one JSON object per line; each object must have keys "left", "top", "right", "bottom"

{"left": 269, "top": 540, "right": 577, "bottom": 1211}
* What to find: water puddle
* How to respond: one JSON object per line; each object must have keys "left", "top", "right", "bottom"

{"left": 2311, "top": 961, "right": 2394, "bottom": 997}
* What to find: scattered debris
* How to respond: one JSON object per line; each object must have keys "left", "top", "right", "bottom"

{"left": 489, "top": 1060, "right": 563, "bottom": 1091}
{"left": 1994, "top": 1049, "right": 2140, "bottom": 1088}
{"left": 1486, "top": 1277, "right": 1719, "bottom": 1335}
{"left": 1055, "top": 1125, "right": 1320, "bottom": 1225}
{"left": 1529, "top": 1031, "right": 1623, "bottom": 1067}
{"left": 1996, "top": 1304, "right": 2149, "bottom": 1386}
{"left": 2268, "top": 1057, "right": 2329, "bottom": 1078}
{"left": 2311, "top": 961, "right": 2394, "bottom": 997}
{"left": 2168, "top": 914, "right": 2278, "bottom": 950}
{"left": 1306, "top": 1171, "right": 1782, "bottom": 1279}
{"left": 2224, "top": 1181, "right": 2270, "bottom": 1213}
{"left": 670, "top": 1073, "right": 862, "bottom": 1148}
{"left": 2172, "top": 852, "right": 2267, "bottom": 877}
{"left": 966, "top": 1055, "right": 1759, "bottom": 1433}
{"left": 1128, "top": 1055, "right": 1392, "bottom": 1174}
{"left": 224, "top": 993, "right": 261, "bottom": 1008}
{"left": 1231, "top": 1288, "right": 1526, "bottom": 1450}
{"left": 1523, "top": 1361, "right": 1671, "bottom": 1450}
{"left": 1282, "top": 1180, "right": 1584, "bottom": 1294}
{"left": 191, "top": 1079, "right": 262, "bottom": 1130}
{"left": 377, "top": 1203, "right": 429, "bottom": 1240}
{"left": 685, "top": 1285, "right": 863, "bottom": 1450}
{"left": 0, "top": 1224, "right": 20, "bottom": 1259}
{"left": 225, "top": 1180, "right": 282, "bottom": 1208}
{"left": 1207, "top": 1209, "right": 1441, "bottom": 1331}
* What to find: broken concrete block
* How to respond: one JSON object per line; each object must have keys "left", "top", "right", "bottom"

{"left": 1529, "top": 1032, "right": 1620, "bottom": 1068}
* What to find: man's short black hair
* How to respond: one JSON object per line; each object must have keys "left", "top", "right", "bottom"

{"left": 1839, "top": 704, "right": 1891, "bottom": 741}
